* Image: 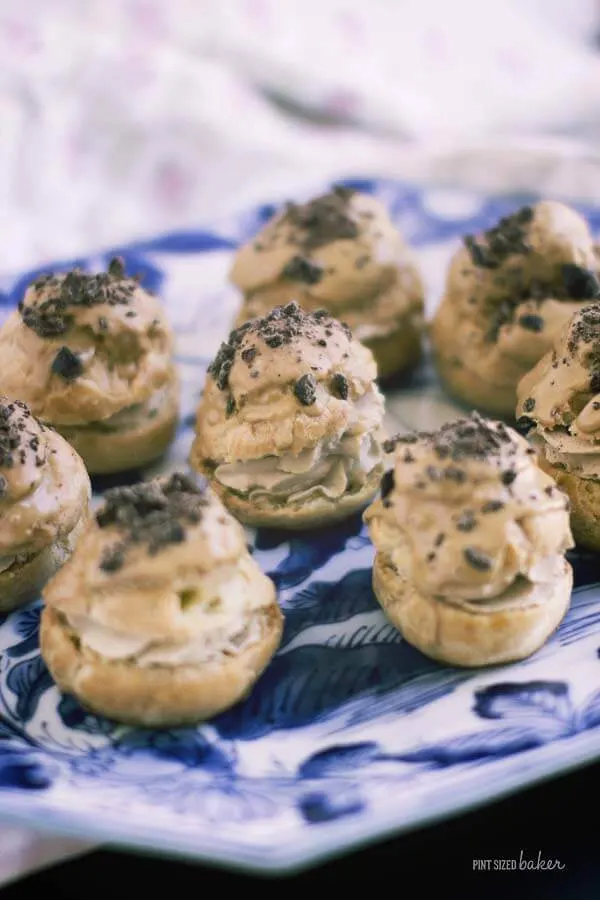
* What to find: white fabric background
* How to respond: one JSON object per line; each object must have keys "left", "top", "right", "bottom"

{"left": 1, "top": 0, "right": 600, "bottom": 885}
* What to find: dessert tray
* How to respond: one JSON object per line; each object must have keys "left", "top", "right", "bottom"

{"left": 0, "top": 178, "right": 599, "bottom": 875}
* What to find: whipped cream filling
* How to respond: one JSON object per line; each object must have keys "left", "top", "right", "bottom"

{"left": 68, "top": 563, "right": 270, "bottom": 667}
{"left": 215, "top": 431, "right": 381, "bottom": 504}
{"left": 536, "top": 428, "right": 600, "bottom": 481}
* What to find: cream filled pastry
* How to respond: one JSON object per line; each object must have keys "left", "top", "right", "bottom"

{"left": 0, "top": 258, "right": 180, "bottom": 474}
{"left": 40, "top": 473, "right": 283, "bottom": 727}
{"left": 0, "top": 398, "right": 90, "bottom": 613}
{"left": 364, "top": 414, "right": 574, "bottom": 667}
{"left": 230, "top": 186, "right": 424, "bottom": 381}
{"left": 516, "top": 302, "right": 600, "bottom": 551}
{"left": 431, "top": 201, "right": 600, "bottom": 419}
{"left": 190, "top": 301, "right": 386, "bottom": 528}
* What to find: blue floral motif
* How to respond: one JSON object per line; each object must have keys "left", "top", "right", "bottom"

{"left": 0, "top": 177, "right": 599, "bottom": 871}
{"left": 5, "top": 606, "right": 42, "bottom": 659}
{"left": 280, "top": 568, "right": 379, "bottom": 643}
{"left": 255, "top": 514, "right": 369, "bottom": 590}
{"left": 214, "top": 640, "right": 463, "bottom": 740}
{"left": 297, "top": 786, "right": 365, "bottom": 824}
{"left": 57, "top": 696, "right": 117, "bottom": 737}
{"left": 6, "top": 656, "right": 54, "bottom": 723}
{"left": 115, "top": 729, "right": 236, "bottom": 772}
{"left": 0, "top": 749, "right": 56, "bottom": 790}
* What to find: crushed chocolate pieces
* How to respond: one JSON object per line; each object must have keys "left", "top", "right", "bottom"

{"left": 444, "top": 466, "right": 467, "bottom": 483}
{"left": 95, "top": 472, "right": 209, "bottom": 569}
{"left": 294, "top": 374, "right": 317, "bottom": 406}
{"left": 420, "top": 413, "right": 513, "bottom": 463}
{"left": 380, "top": 469, "right": 395, "bottom": 502}
{"left": 591, "top": 371, "right": 600, "bottom": 394}
{"left": 241, "top": 346, "right": 257, "bottom": 364}
{"left": 331, "top": 373, "right": 349, "bottom": 400}
{"left": 51, "top": 346, "right": 83, "bottom": 381}
{"left": 426, "top": 552, "right": 436, "bottom": 563}
{"left": 501, "top": 469, "right": 517, "bottom": 486}
{"left": 518, "top": 313, "right": 544, "bottom": 333}
{"left": 382, "top": 433, "right": 418, "bottom": 453}
{"left": 226, "top": 396, "right": 236, "bottom": 417}
{"left": 23, "top": 260, "right": 136, "bottom": 338}
{"left": 281, "top": 189, "right": 358, "bottom": 252}
{"left": 482, "top": 500, "right": 504, "bottom": 513}
{"left": 208, "top": 302, "right": 348, "bottom": 391}
{"left": 464, "top": 547, "right": 493, "bottom": 571}
{"left": 523, "top": 397, "right": 536, "bottom": 413}
{"left": 0, "top": 401, "right": 40, "bottom": 470}
{"left": 456, "top": 510, "right": 477, "bottom": 532}
{"left": 434, "top": 533, "right": 445, "bottom": 547}
{"left": 515, "top": 416, "right": 536, "bottom": 435}
{"left": 463, "top": 235, "right": 496, "bottom": 270}
{"left": 403, "top": 450, "right": 415, "bottom": 464}
{"left": 464, "top": 206, "right": 532, "bottom": 270}
{"left": 99, "top": 546, "right": 126, "bottom": 572}
{"left": 282, "top": 255, "right": 323, "bottom": 284}
{"left": 567, "top": 303, "right": 600, "bottom": 353}
{"left": 107, "top": 256, "right": 126, "bottom": 278}
{"left": 561, "top": 264, "right": 600, "bottom": 300}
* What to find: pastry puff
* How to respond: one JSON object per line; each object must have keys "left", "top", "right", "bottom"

{"left": 0, "top": 258, "right": 180, "bottom": 474}
{"left": 0, "top": 398, "right": 90, "bottom": 614}
{"left": 40, "top": 473, "right": 283, "bottom": 727}
{"left": 190, "top": 302, "right": 386, "bottom": 529}
{"left": 364, "top": 414, "right": 574, "bottom": 668}
{"left": 431, "top": 201, "right": 600, "bottom": 419}
{"left": 516, "top": 302, "right": 600, "bottom": 551}
{"left": 230, "top": 187, "right": 424, "bottom": 381}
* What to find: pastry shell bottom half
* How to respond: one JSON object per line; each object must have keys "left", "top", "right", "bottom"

{"left": 432, "top": 345, "right": 518, "bottom": 420}
{"left": 39, "top": 604, "right": 284, "bottom": 728}
{"left": 362, "top": 316, "right": 422, "bottom": 383}
{"left": 538, "top": 453, "right": 600, "bottom": 553}
{"left": 372, "top": 548, "right": 572, "bottom": 668}
{"left": 58, "top": 373, "right": 180, "bottom": 476}
{"left": 0, "top": 507, "right": 89, "bottom": 615}
{"left": 207, "top": 463, "right": 385, "bottom": 531}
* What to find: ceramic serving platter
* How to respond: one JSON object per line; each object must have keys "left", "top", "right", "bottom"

{"left": 0, "top": 178, "right": 598, "bottom": 875}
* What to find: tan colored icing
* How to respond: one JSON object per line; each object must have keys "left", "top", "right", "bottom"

{"left": 433, "top": 201, "right": 599, "bottom": 395}
{"left": 0, "top": 400, "right": 90, "bottom": 556}
{"left": 366, "top": 415, "right": 573, "bottom": 602}
{"left": 231, "top": 189, "right": 423, "bottom": 335}
{"left": 0, "top": 268, "right": 174, "bottom": 425}
{"left": 516, "top": 302, "right": 600, "bottom": 479}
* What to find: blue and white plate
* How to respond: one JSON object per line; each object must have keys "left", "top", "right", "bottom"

{"left": 0, "top": 179, "right": 599, "bottom": 875}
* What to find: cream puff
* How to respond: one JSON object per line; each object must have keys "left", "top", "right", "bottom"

{"left": 0, "top": 258, "right": 179, "bottom": 474}
{"left": 0, "top": 398, "right": 90, "bottom": 614}
{"left": 431, "top": 201, "right": 600, "bottom": 419}
{"left": 230, "top": 186, "right": 424, "bottom": 381}
{"left": 516, "top": 302, "right": 600, "bottom": 551}
{"left": 364, "top": 414, "right": 574, "bottom": 667}
{"left": 190, "top": 301, "right": 386, "bottom": 529}
{"left": 40, "top": 472, "right": 283, "bottom": 727}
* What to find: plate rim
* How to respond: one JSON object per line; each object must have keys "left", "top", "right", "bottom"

{"left": 0, "top": 729, "right": 599, "bottom": 875}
